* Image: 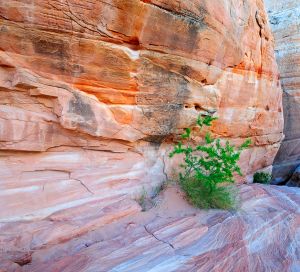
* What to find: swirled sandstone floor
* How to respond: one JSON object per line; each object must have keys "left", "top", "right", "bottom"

{"left": 1, "top": 184, "right": 299, "bottom": 272}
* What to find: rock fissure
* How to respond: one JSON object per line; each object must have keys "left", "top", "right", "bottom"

{"left": 140, "top": 0, "right": 207, "bottom": 27}
{"left": 73, "top": 178, "right": 94, "bottom": 195}
{"left": 144, "top": 225, "right": 175, "bottom": 249}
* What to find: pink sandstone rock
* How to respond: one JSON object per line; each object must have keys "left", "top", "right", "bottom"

{"left": 0, "top": 184, "right": 298, "bottom": 271}
{"left": 0, "top": 0, "right": 283, "bottom": 223}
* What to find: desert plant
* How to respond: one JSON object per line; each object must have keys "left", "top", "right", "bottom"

{"left": 136, "top": 188, "right": 148, "bottom": 212}
{"left": 253, "top": 172, "right": 272, "bottom": 184}
{"left": 179, "top": 177, "right": 238, "bottom": 210}
{"left": 169, "top": 115, "right": 251, "bottom": 210}
{"left": 152, "top": 182, "right": 166, "bottom": 197}
{"left": 136, "top": 183, "right": 166, "bottom": 212}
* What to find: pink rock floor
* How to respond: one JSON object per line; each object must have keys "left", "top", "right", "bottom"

{"left": 1, "top": 184, "right": 299, "bottom": 272}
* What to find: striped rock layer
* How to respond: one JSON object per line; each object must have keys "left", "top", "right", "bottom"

{"left": 0, "top": 0, "right": 283, "bottom": 222}
{"left": 1, "top": 184, "right": 300, "bottom": 271}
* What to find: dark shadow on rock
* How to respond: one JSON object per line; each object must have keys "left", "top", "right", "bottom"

{"left": 272, "top": 91, "right": 300, "bottom": 183}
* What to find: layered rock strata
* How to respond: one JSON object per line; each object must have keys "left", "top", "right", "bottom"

{"left": 1, "top": 184, "right": 300, "bottom": 271}
{"left": 265, "top": 0, "right": 300, "bottom": 182}
{"left": 0, "top": 0, "right": 283, "bottom": 222}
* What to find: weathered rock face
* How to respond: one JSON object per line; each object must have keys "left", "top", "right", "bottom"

{"left": 0, "top": 0, "right": 283, "bottom": 222}
{"left": 286, "top": 165, "right": 300, "bottom": 188}
{"left": 265, "top": 0, "right": 300, "bottom": 182}
{"left": 1, "top": 184, "right": 300, "bottom": 271}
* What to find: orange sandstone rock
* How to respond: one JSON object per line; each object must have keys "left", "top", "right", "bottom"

{"left": 0, "top": 1, "right": 283, "bottom": 221}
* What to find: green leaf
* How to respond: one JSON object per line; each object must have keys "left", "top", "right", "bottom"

{"left": 239, "top": 139, "right": 252, "bottom": 150}
{"left": 181, "top": 128, "right": 191, "bottom": 139}
{"left": 196, "top": 115, "right": 203, "bottom": 127}
{"left": 205, "top": 132, "right": 214, "bottom": 144}
{"left": 203, "top": 115, "right": 218, "bottom": 127}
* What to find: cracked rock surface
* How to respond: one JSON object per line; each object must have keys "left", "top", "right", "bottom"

{"left": 1, "top": 184, "right": 299, "bottom": 271}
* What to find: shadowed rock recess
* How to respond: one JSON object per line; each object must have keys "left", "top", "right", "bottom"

{"left": 0, "top": 0, "right": 297, "bottom": 271}
{"left": 265, "top": 0, "right": 300, "bottom": 182}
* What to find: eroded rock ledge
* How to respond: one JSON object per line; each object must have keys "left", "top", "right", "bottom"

{"left": 0, "top": 0, "right": 283, "bottom": 222}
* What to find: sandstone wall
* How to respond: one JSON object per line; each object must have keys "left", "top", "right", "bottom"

{"left": 265, "top": 0, "right": 300, "bottom": 182}
{"left": 0, "top": 0, "right": 283, "bottom": 222}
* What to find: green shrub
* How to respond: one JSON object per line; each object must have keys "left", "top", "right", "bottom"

{"left": 169, "top": 115, "right": 251, "bottom": 210}
{"left": 253, "top": 172, "right": 272, "bottom": 184}
{"left": 180, "top": 177, "right": 239, "bottom": 209}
